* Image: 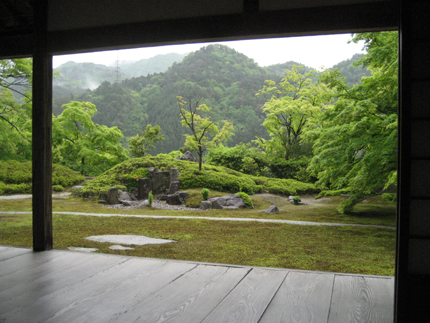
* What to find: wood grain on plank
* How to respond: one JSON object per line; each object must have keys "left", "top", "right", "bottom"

{"left": 201, "top": 268, "right": 287, "bottom": 323}
{"left": 259, "top": 271, "right": 335, "bottom": 323}
{"left": 45, "top": 260, "right": 196, "bottom": 323}
{"left": 328, "top": 275, "right": 394, "bottom": 323}
{"left": 2, "top": 257, "right": 194, "bottom": 323}
{"left": 0, "top": 251, "right": 128, "bottom": 317}
{"left": 0, "top": 246, "right": 32, "bottom": 261}
{"left": 111, "top": 264, "right": 250, "bottom": 323}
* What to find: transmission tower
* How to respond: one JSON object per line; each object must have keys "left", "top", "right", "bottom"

{"left": 115, "top": 51, "right": 120, "bottom": 84}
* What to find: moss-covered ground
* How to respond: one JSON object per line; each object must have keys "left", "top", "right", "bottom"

{"left": 0, "top": 191, "right": 396, "bottom": 276}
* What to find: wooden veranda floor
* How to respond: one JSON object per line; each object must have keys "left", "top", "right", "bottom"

{"left": 0, "top": 245, "right": 394, "bottom": 323}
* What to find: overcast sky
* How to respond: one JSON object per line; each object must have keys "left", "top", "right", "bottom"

{"left": 53, "top": 33, "right": 365, "bottom": 70}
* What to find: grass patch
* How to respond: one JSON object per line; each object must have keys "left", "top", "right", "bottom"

{"left": 0, "top": 193, "right": 396, "bottom": 227}
{"left": 0, "top": 212, "right": 395, "bottom": 276}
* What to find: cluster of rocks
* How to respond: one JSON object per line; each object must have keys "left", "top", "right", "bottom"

{"left": 200, "top": 194, "right": 248, "bottom": 210}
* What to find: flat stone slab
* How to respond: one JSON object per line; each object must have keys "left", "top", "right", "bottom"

{"left": 68, "top": 247, "right": 98, "bottom": 252}
{"left": 85, "top": 234, "right": 176, "bottom": 245}
{"left": 109, "top": 245, "right": 134, "bottom": 250}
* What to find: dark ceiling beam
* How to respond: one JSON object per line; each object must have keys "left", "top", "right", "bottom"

{"left": 1, "top": 0, "right": 31, "bottom": 28}
{"left": 0, "top": 1, "right": 398, "bottom": 59}
{"left": 48, "top": 1, "right": 398, "bottom": 55}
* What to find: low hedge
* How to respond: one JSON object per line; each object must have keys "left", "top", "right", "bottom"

{"left": 0, "top": 160, "right": 85, "bottom": 195}
{"left": 81, "top": 156, "right": 318, "bottom": 199}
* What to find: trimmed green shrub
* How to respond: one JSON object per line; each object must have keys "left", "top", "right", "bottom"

{"left": 0, "top": 160, "right": 84, "bottom": 195}
{"left": 316, "top": 188, "right": 351, "bottom": 199}
{"left": 201, "top": 188, "right": 210, "bottom": 200}
{"left": 381, "top": 193, "right": 397, "bottom": 202}
{"left": 293, "top": 196, "right": 301, "bottom": 204}
{"left": 236, "top": 192, "right": 253, "bottom": 208}
{"left": 53, "top": 185, "right": 64, "bottom": 192}
{"left": 148, "top": 191, "right": 153, "bottom": 207}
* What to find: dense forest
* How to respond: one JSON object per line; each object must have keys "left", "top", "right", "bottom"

{"left": 52, "top": 45, "right": 369, "bottom": 154}
{"left": 1, "top": 32, "right": 397, "bottom": 212}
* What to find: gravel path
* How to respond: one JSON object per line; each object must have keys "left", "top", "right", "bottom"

{"left": 0, "top": 211, "right": 395, "bottom": 230}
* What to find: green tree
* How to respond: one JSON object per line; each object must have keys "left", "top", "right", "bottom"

{"left": 0, "top": 59, "right": 33, "bottom": 160}
{"left": 306, "top": 32, "right": 398, "bottom": 213}
{"left": 128, "top": 124, "right": 164, "bottom": 157}
{"left": 53, "top": 101, "right": 129, "bottom": 175}
{"left": 178, "top": 95, "right": 234, "bottom": 171}
{"left": 256, "top": 66, "right": 333, "bottom": 161}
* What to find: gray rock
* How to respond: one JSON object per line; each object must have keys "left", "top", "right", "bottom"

{"left": 138, "top": 178, "right": 151, "bottom": 200}
{"left": 200, "top": 200, "right": 213, "bottom": 210}
{"left": 166, "top": 193, "right": 184, "bottom": 205}
{"left": 168, "top": 181, "right": 180, "bottom": 194}
{"left": 98, "top": 200, "right": 107, "bottom": 204}
{"left": 180, "top": 151, "right": 195, "bottom": 162}
{"left": 106, "top": 187, "right": 119, "bottom": 205}
{"left": 156, "top": 194, "right": 168, "bottom": 201}
{"left": 209, "top": 194, "right": 246, "bottom": 209}
{"left": 151, "top": 171, "right": 171, "bottom": 194}
{"left": 170, "top": 168, "right": 180, "bottom": 182}
{"left": 147, "top": 167, "right": 155, "bottom": 173}
{"left": 119, "top": 191, "right": 132, "bottom": 201}
{"left": 177, "top": 191, "right": 189, "bottom": 200}
{"left": 265, "top": 205, "right": 279, "bottom": 213}
{"left": 119, "top": 200, "right": 132, "bottom": 206}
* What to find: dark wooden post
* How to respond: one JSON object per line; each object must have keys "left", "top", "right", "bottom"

{"left": 32, "top": 0, "right": 53, "bottom": 251}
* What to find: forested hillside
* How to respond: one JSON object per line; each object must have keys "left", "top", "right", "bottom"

{"left": 52, "top": 44, "right": 370, "bottom": 154}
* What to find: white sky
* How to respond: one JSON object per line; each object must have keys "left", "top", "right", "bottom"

{"left": 53, "top": 33, "right": 365, "bottom": 70}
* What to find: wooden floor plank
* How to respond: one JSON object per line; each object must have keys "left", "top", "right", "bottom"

{"left": 109, "top": 264, "right": 251, "bottom": 323}
{"left": 0, "top": 249, "right": 76, "bottom": 279}
{"left": 0, "top": 251, "right": 129, "bottom": 317}
{"left": 2, "top": 257, "right": 195, "bottom": 323}
{"left": 201, "top": 268, "right": 287, "bottom": 323}
{"left": 259, "top": 271, "right": 335, "bottom": 323}
{"left": 328, "top": 275, "right": 395, "bottom": 323}
{"left": 0, "top": 246, "right": 32, "bottom": 261}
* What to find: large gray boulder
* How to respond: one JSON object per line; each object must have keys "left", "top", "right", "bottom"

{"left": 166, "top": 193, "right": 184, "bottom": 205}
{"left": 209, "top": 194, "right": 246, "bottom": 209}
{"left": 138, "top": 178, "right": 151, "bottom": 200}
{"left": 180, "top": 151, "right": 195, "bottom": 162}
{"left": 106, "top": 187, "right": 119, "bottom": 205}
{"left": 265, "top": 205, "right": 279, "bottom": 213}
{"left": 200, "top": 200, "right": 213, "bottom": 210}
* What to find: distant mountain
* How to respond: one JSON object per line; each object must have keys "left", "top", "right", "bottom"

{"left": 53, "top": 61, "right": 127, "bottom": 99}
{"left": 265, "top": 61, "right": 314, "bottom": 76}
{"left": 53, "top": 46, "right": 370, "bottom": 154}
{"left": 120, "top": 53, "right": 187, "bottom": 78}
{"left": 330, "top": 53, "right": 371, "bottom": 86}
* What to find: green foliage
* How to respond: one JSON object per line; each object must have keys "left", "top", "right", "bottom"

{"left": 316, "top": 188, "right": 351, "bottom": 199}
{"left": 338, "top": 195, "right": 365, "bottom": 214}
{"left": 0, "top": 58, "right": 33, "bottom": 161}
{"left": 83, "top": 157, "right": 318, "bottom": 199}
{"left": 201, "top": 188, "right": 210, "bottom": 200}
{"left": 381, "top": 193, "right": 396, "bottom": 202}
{"left": 306, "top": 32, "right": 398, "bottom": 213}
{"left": 53, "top": 185, "right": 64, "bottom": 192}
{"left": 207, "top": 144, "right": 268, "bottom": 175}
{"left": 119, "top": 167, "right": 149, "bottom": 190}
{"left": 128, "top": 124, "right": 164, "bottom": 157}
{"left": 236, "top": 191, "right": 253, "bottom": 208}
{"left": 256, "top": 65, "right": 333, "bottom": 161}
{"left": 178, "top": 95, "right": 234, "bottom": 171}
{"left": 0, "top": 160, "right": 83, "bottom": 195}
{"left": 53, "top": 101, "right": 129, "bottom": 175}
{"left": 156, "top": 150, "right": 182, "bottom": 159}
{"left": 148, "top": 191, "right": 153, "bottom": 207}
